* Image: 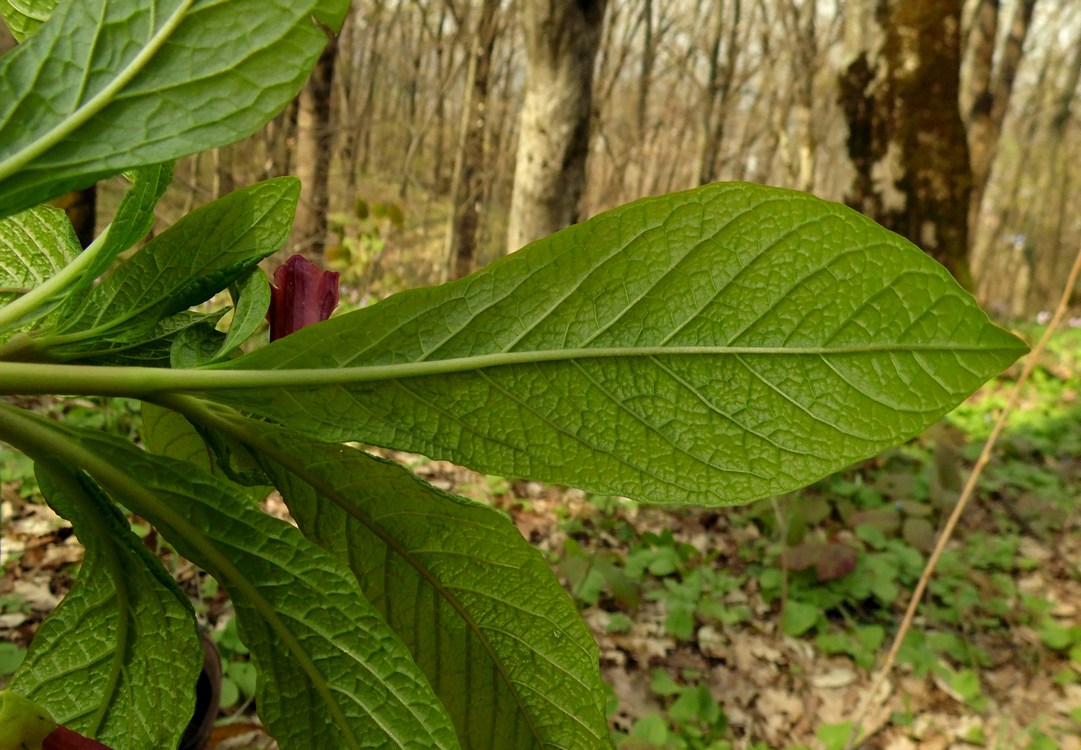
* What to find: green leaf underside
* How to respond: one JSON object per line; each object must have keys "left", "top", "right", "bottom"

{"left": 0, "top": 0, "right": 58, "bottom": 42}
{"left": 0, "top": 0, "right": 348, "bottom": 219}
{"left": 59, "top": 163, "right": 175, "bottom": 315}
{"left": 71, "top": 310, "right": 225, "bottom": 366}
{"left": 0, "top": 203, "right": 79, "bottom": 311}
{"left": 42, "top": 178, "right": 297, "bottom": 353}
{"left": 11, "top": 465, "right": 200, "bottom": 750}
{"left": 215, "top": 267, "right": 271, "bottom": 361}
{"left": 243, "top": 421, "right": 610, "bottom": 750}
{"left": 142, "top": 402, "right": 214, "bottom": 469}
{"left": 210, "top": 183, "right": 1027, "bottom": 506}
{"left": 7, "top": 415, "right": 461, "bottom": 750}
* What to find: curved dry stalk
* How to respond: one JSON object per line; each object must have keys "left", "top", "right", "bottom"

{"left": 844, "top": 243, "right": 1081, "bottom": 750}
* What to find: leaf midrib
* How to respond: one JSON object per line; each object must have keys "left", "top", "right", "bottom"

{"left": 0, "top": 341, "right": 1026, "bottom": 398}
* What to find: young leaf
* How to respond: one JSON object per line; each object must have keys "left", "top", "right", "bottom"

{"left": 36, "top": 178, "right": 298, "bottom": 357}
{"left": 0, "top": 0, "right": 348, "bottom": 218}
{"left": 66, "top": 311, "right": 226, "bottom": 366}
{"left": 10, "top": 463, "right": 201, "bottom": 750}
{"left": 206, "top": 183, "right": 1028, "bottom": 506}
{"left": 0, "top": 165, "right": 173, "bottom": 340}
{"left": 217, "top": 414, "right": 612, "bottom": 750}
{"left": 0, "top": 406, "right": 461, "bottom": 750}
{"left": 141, "top": 402, "right": 213, "bottom": 470}
{"left": 213, "top": 267, "right": 271, "bottom": 362}
{"left": 58, "top": 163, "right": 175, "bottom": 313}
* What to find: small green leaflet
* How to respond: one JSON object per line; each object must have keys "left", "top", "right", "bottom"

{"left": 206, "top": 183, "right": 1028, "bottom": 506}
{"left": 59, "top": 163, "right": 175, "bottom": 314}
{"left": 213, "top": 267, "right": 271, "bottom": 363}
{"left": 37, "top": 178, "right": 297, "bottom": 358}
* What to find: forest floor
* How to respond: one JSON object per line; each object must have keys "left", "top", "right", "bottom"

{"left": 2, "top": 323, "right": 1080, "bottom": 750}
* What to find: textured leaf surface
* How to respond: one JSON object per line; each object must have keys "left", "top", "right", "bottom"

{"left": 0, "top": 0, "right": 57, "bottom": 42}
{"left": 71, "top": 311, "right": 224, "bottom": 366}
{"left": 11, "top": 464, "right": 201, "bottom": 750}
{"left": 240, "top": 420, "right": 610, "bottom": 750}
{"left": 210, "top": 183, "right": 1027, "bottom": 505}
{"left": 142, "top": 402, "right": 213, "bottom": 469}
{"left": 40, "top": 178, "right": 297, "bottom": 356}
{"left": 0, "top": 204, "right": 79, "bottom": 315}
{"left": 59, "top": 163, "right": 174, "bottom": 314}
{"left": 214, "top": 267, "right": 271, "bottom": 361}
{"left": 1, "top": 415, "right": 461, "bottom": 750}
{"left": 0, "top": 0, "right": 348, "bottom": 218}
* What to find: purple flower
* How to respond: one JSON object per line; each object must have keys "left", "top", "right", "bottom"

{"left": 267, "top": 255, "right": 340, "bottom": 341}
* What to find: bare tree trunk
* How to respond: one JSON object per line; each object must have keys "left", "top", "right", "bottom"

{"left": 506, "top": 0, "right": 608, "bottom": 252}
{"left": 697, "top": 0, "right": 741, "bottom": 186}
{"left": 262, "top": 101, "right": 298, "bottom": 181}
{"left": 966, "top": 0, "right": 1037, "bottom": 233}
{"left": 293, "top": 35, "right": 339, "bottom": 257}
{"left": 212, "top": 147, "right": 235, "bottom": 200}
{"left": 444, "top": 0, "right": 501, "bottom": 280}
{"left": 838, "top": 0, "right": 974, "bottom": 289}
{"left": 335, "top": 7, "right": 362, "bottom": 203}
{"left": 51, "top": 187, "right": 97, "bottom": 248}
{"left": 789, "top": 0, "right": 817, "bottom": 192}
{"left": 358, "top": 1, "right": 387, "bottom": 174}
{"left": 635, "top": 0, "right": 654, "bottom": 141}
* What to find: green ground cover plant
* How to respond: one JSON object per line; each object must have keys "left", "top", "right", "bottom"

{"left": 0, "top": 2, "right": 1028, "bottom": 748}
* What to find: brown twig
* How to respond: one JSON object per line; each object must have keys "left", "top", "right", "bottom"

{"left": 844, "top": 243, "right": 1081, "bottom": 749}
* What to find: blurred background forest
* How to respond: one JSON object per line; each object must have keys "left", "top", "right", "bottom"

{"left": 4, "top": 2, "right": 1081, "bottom": 749}
{"left": 8, "top": 0, "right": 1080, "bottom": 317}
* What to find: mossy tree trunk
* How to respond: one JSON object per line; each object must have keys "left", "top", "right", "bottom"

{"left": 838, "top": 0, "right": 974, "bottom": 290}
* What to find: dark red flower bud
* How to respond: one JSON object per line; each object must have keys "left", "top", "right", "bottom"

{"left": 43, "top": 724, "right": 113, "bottom": 749}
{"left": 266, "top": 254, "right": 340, "bottom": 341}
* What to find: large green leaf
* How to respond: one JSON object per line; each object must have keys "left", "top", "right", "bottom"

{"left": 0, "top": 0, "right": 348, "bottom": 218}
{"left": 205, "top": 183, "right": 1027, "bottom": 506}
{"left": 222, "top": 416, "right": 611, "bottom": 750}
{"left": 10, "top": 462, "right": 201, "bottom": 750}
{"left": 0, "top": 405, "right": 461, "bottom": 750}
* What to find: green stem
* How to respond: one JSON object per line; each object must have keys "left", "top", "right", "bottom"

{"left": 0, "top": 341, "right": 1025, "bottom": 398}
{"left": 0, "top": 224, "right": 113, "bottom": 335}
